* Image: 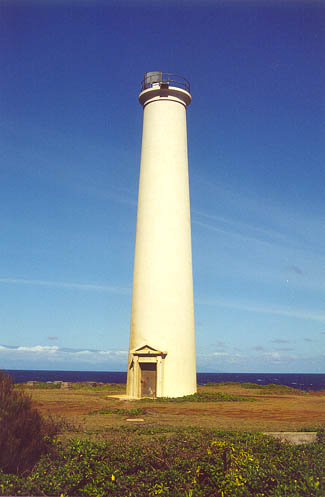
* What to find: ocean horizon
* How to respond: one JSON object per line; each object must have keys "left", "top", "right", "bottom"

{"left": 3, "top": 369, "right": 325, "bottom": 392}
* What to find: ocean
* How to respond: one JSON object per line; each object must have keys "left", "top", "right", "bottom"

{"left": 3, "top": 370, "right": 325, "bottom": 391}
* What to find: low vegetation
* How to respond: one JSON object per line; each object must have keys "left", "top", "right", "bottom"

{"left": 87, "top": 407, "right": 145, "bottom": 416}
{"left": 1, "top": 377, "right": 324, "bottom": 496}
{"left": 0, "top": 372, "right": 61, "bottom": 474}
{"left": 17, "top": 381, "right": 125, "bottom": 393}
{"left": 205, "top": 382, "right": 306, "bottom": 395}
{"left": 0, "top": 427, "right": 324, "bottom": 496}
{"left": 139, "top": 391, "right": 257, "bottom": 403}
{"left": 71, "top": 382, "right": 125, "bottom": 393}
{"left": 15, "top": 381, "right": 61, "bottom": 390}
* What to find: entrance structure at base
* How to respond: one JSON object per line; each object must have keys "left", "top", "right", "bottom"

{"left": 127, "top": 72, "right": 196, "bottom": 398}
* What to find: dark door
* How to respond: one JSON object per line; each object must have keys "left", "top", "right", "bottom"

{"left": 140, "top": 363, "right": 157, "bottom": 397}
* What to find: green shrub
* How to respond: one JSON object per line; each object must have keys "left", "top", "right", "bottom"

{"left": 241, "top": 382, "right": 306, "bottom": 394}
{"left": 88, "top": 408, "right": 145, "bottom": 416}
{"left": 71, "top": 382, "right": 125, "bottom": 392}
{"left": 204, "top": 381, "right": 306, "bottom": 394}
{"left": 140, "top": 392, "right": 256, "bottom": 403}
{"left": 15, "top": 381, "right": 61, "bottom": 389}
{"left": 0, "top": 371, "right": 59, "bottom": 474}
{"left": 31, "top": 381, "right": 61, "bottom": 389}
{"left": 0, "top": 429, "right": 324, "bottom": 496}
{"left": 316, "top": 427, "right": 325, "bottom": 444}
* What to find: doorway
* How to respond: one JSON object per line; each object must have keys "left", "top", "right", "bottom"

{"left": 140, "top": 362, "right": 157, "bottom": 397}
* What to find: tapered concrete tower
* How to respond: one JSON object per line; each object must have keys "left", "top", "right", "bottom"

{"left": 127, "top": 72, "right": 196, "bottom": 398}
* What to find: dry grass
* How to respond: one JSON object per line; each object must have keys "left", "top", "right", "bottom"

{"left": 20, "top": 382, "right": 325, "bottom": 441}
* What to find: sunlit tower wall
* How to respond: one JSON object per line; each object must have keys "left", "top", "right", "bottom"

{"left": 127, "top": 72, "right": 196, "bottom": 398}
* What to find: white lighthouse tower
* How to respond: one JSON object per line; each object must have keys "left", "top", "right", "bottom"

{"left": 127, "top": 72, "right": 196, "bottom": 398}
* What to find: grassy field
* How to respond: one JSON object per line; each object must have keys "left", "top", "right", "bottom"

{"left": 19, "top": 381, "right": 325, "bottom": 440}
{"left": 1, "top": 381, "right": 323, "bottom": 496}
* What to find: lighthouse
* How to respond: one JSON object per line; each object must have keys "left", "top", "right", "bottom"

{"left": 127, "top": 72, "right": 196, "bottom": 398}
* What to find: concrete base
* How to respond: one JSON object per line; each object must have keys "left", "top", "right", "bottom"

{"left": 264, "top": 432, "right": 317, "bottom": 445}
{"left": 107, "top": 394, "right": 136, "bottom": 400}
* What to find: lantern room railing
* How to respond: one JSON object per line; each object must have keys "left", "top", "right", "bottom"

{"left": 141, "top": 72, "right": 190, "bottom": 93}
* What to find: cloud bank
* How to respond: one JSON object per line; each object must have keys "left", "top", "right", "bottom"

{"left": 1, "top": 343, "right": 323, "bottom": 373}
{"left": 0, "top": 344, "right": 128, "bottom": 371}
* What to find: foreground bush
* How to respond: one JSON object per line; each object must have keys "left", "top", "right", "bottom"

{"left": 0, "top": 427, "right": 324, "bottom": 496}
{"left": 0, "top": 371, "right": 59, "bottom": 474}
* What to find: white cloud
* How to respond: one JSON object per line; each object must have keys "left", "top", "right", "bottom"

{"left": 268, "top": 352, "right": 281, "bottom": 360}
{"left": 261, "top": 351, "right": 298, "bottom": 362}
{"left": 196, "top": 345, "right": 324, "bottom": 373}
{"left": 192, "top": 207, "right": 290, "bottom": 250}
{"left": 0, "top": 278, "right": 131, "bottom": 295}
{"left": 192, "top": 178, "right": 325, "bottom": 298}
{"left": 1, "top": 344, "right": 323, "bottom": 373}
{"left": 17, "top": 345, "right": 59, "bottom": 353}
{"left": 193, "top": 219, "right": 279, "bottom": 250}
{"left": 0, "top": 344, "right": 128, "bottom": 369}
{"left": 195, "top": 176, "right": 325, "bottom": 253}
{"left": 199, "top": 297, "right": 325, "bottom": 323}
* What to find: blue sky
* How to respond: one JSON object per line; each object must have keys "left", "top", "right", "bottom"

{"left": 1, "top": 0, "right": 324, "bottom": 373}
